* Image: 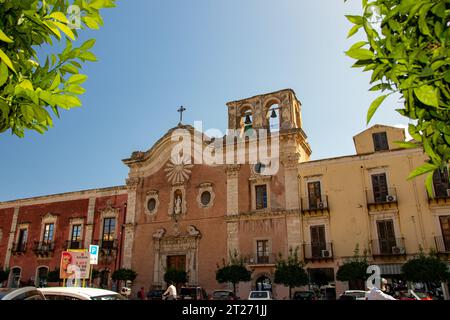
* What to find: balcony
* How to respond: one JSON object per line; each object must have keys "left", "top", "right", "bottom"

{"left": 243, "top": 253, "right": 277, "bottom": 265}
{"left": 11, "top": 242, "right": 27, "bottom": 255}
{"left": 301, "top": 195, "right": 329, "bottom": 215}
{"left": 63, "top": 240, "right": 83, "bottom": 250}
{"left": 365, "top": 187, "right": 398, "bottom": 210}
{"left": 428, "top": 189, "right": 450, "bottom": 206}
{"left": 371, "top": 238, "right": 406, "bottom": 257}
{"left": 32, "top": 241, "right": 55, "bottom": 257}
{"left": 303, "top": 242, "right": 333, "bottom": 261}
{"left": 93, "top": 239, "right": 118, "bottom": 255}
{"left": 434, "top": 236, "right": 450, "bottom": 254}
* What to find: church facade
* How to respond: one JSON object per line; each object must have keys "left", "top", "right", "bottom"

{"left": 1, "top": 89, "right": 449, "bottom": 299}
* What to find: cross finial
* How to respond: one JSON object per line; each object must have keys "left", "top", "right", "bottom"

{"left": 177, "top": 106, "right": 186, "bottom": 125}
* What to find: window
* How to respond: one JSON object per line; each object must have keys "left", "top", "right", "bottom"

{"left": 257, "top": 240, "right": 269, "bottom": 263}
{"left": 70, "top": 225, "right": 82, "bottom": 249}
{"left": 255, "top": 185, "right": 268, "bottom": 210}
{"left": 439, "top": 216, "right": 450, "bottom": 252}
{"left": 200, "top": 191, "right": 211, "bottom": 206}
{"left": 307, "top": 181, "right": 322, "bottom": 209}
{"left": 43, "top": 223, "right": 54, "bottom": 244}
{"left": 310, "top": 225, "right": 326, "bottom": 258}
{"left": 102, "top": 218, "right": 116, "bottom": 249}
{"left": 17, "top": 228, "right": 28, "bottom": 252}
{"left": 376, "top": 220, "right": 396, "bottom": 254}
{"left": 371, "top": 173, "right": 388, "bottom": 203}
{"left": 147, "top": 198, "right": 157, "bottom": 212}
{"left": 372, "top": 132, "right": 389, "bottom": 151}
{"left": 37, "top": 267, "right": 48, "bottom": 287}
{"left": 433, "top": 167, "right": 449, "bottom": 198}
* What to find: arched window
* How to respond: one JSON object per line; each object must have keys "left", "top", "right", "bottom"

{"left": 267, "top": 104, "right": 280, "bottom": 132}
{"left": 36, "top": 266, "right": 49, "bottom": 287}
{"left": 239, "top": 107, "right": 253, "bottom": 135}
{"left": 10, "top": 267, "right": 21, "bottom": 288}
{"left": 100, "top": 269, "right": 110, "bottom": 289}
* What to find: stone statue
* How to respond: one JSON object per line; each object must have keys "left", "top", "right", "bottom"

{"left": 187, "top": 225, "right": 200, "bottom": 237}
{"left": 174, "top": 195, "right": 182, "bottom": 215}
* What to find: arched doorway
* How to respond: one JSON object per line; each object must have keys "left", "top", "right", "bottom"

{"left": 255, "top": 275, "right": 272, "bottom": 292}
{"left": 99, "top": 269, "right": 110, "bottom": 289}
{"left": 9, "top": 267, "right": 21, "bottom": 288}
{"left": 36, "top": 266, "right": 49, "bottom": 287}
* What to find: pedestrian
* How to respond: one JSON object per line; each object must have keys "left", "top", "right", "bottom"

{"left": 162, "top": 281, "right": 177, "bottom": 300}
{"left": 367, "top": 278, "right": 396, "bottom": 300}
{"left": 137, "top": 287, "right": 146, "bottom": 300}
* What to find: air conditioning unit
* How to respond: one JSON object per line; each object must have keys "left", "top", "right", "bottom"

{"left": 386, "top": 195, "right": 397, "bottom": 202}
{"left": 249, "top": 257, "right": 254, "bottom": 263}
{"left": 321, "top": 250, "right": 331, "bottom": 258}
{"left": 447, "top": 189, "right": 450, "bottom": 197}
{"left": 391, "top": 246, "right": 405, "bottom": 255}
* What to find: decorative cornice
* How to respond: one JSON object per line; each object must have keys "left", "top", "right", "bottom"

{"left": 126, "top": 177, "right": 140, "bottom": 190}
{"left": 225, "top": 209, "right": 301, "bottom": 222}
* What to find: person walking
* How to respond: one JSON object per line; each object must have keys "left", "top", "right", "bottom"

{"left": 367, "top": 278, "right": 396, "bottom": 300}
{"left": 137, "top": 287, "right": 146, "bottom": 300}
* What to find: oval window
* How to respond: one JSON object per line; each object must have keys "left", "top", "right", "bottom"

{"left": 147, "top": 198, "right": 157, "bottom": 212}
{"left": 200, "top": 191, "right": 211, "bottom": 206}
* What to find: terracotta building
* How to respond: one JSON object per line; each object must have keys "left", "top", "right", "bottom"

{"left": 1, "top": 89, "right": 449, "bottom": 299}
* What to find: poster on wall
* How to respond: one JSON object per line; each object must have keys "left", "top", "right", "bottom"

{"left": 59, "top": 250, "right": 91, "bottom": 281}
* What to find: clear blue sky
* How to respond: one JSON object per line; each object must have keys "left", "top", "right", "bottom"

{"left": 0, "top": 0, "right": 410, "bottom": 201}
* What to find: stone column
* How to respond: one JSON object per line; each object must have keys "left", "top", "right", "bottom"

{"left": 225, "top": 165, "right": 240, "bottom": 260}
{"left": 4, "top": 207, "right": 19, "bottom": 268}
{"left": 84, "top": 197, "right": 96, "bottom": 248}
{"left": 122, "top": 177, "right": 140, "bottom": 269}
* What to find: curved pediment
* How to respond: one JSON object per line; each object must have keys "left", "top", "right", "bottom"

{"left": 122, "top": 125, "right": 217, "bottom": 178}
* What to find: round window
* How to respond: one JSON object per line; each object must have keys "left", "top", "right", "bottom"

{"left": 147, "top": 198, "right": 157, "bottom": 212}
{"left": 200, "top": 191, "right": 211, "bottom": 206}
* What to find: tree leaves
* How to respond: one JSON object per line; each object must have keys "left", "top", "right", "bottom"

{"left": 414, "top": 85, "right": 439, "bottom": 108}
{"left": 346, "top": 0, "right": 449, "bottom": 185}
{"left": 367, "top": 94, "right": 388, "bottom": 124}
{"left": 0, "top": 1, "right": 116, "bottom": 137}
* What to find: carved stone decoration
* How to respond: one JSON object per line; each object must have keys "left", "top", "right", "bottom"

{"left": 196, "top": 182, "right": 215, "bottom": 209}
{"left": 153, "top": 228, "right": 166, "bottom": 239}
{"left": 145, "top": 190, "right": 160, "bottom": 216}
{"left": 225, "top": 164, "right": 241, "bottom": 178}
{"left": 187, "top": 225, "right": 201, "bottom": 238}
{"left": 164, "top": 154, "right": 194, "bottom": 185}
{"left": 131, "top": 151, "right": 145, "bottom": 161}
{"left": 281, "top": 153, "right": 300, "bottom": 169}
{"left": 168, "top": 185, "right": 187, "bottom": 219}
{"left": 126, "top": 177, "right": 140, "bottom": 190}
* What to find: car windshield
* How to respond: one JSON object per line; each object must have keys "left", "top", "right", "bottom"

{"left": 149, "top": 290, "right": 163, "bottom": 297}
{"left": 91, "top": 294, "right": 126, "bottom": 300}
{"left": 414, "top": 291, "right": 429, "bottom": 298}
{"left": 250, "top": 292, "right": 268, "bottom": 298}
{"left": 346, "top": 292, "right": 365, "bottom": 298}
{"left": 180, "top": 288, "right": 197, "bottom": 295}
{"left": 295, "top": 292, "right": 313, "bottom": 297}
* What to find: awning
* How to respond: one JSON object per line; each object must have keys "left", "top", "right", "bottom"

{"left": 379, "top": 264, "right": 403, "bottom": 275}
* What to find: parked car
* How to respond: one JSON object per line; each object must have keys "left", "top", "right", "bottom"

{"left": 343, "top": 290, "right": 368, "bottom": 300}
{"left": 292, "top": 291, "right": 317, "bottom": 300}
{"left": 319, "top": 285, "right": 337, "bottom": 300}
{"left": 393, "top": 289, "right": 432, "bottom": 301}
{"left": 0, "top": 287, "right": 46, "bottom": 300}
{"left": 338, "top": 294, "right": 357, "bottom": 300}
{"left": 38, "top": 287, "right": 126, "bottom": 300}
{"left": 248, "top": 290, "right": 272, "bottom": 300}
{"left": 147, "top": 289, "right": 165, "bottom": 300}
{"left": 178, "top": 286, "right": 208, "bottom": 300}
{"left": 211, "top": 290, "right": 239, "bottom": 300}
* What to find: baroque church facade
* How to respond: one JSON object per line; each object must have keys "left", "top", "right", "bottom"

{"left": 1, "top": 89, "right": 449, "bottom": 299}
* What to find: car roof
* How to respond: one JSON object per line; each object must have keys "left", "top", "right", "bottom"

{"left": 0, "top": 287, "right": 42, "bottom": 300}
{"left": 38, "top": 287, "right": 120, "bottom": 298}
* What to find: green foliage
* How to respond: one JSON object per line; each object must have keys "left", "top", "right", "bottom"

{"left": 164, "top": 268, "right": 188, "bottom": 286}
{"left": 111, "top": 268, "right": 137, "bottom": 282}
{"left": 273, "top": 247, "right": 309, "bottom": 299}
{"left": 0, "top": 0, "right": 116, "bottom": 137}
{"left": 0, "top": 267, "right": 10, "bottom": 283}
{"left": 345, "top": 0, "right": 450, "bottom": 193}
{"left": 216, "top": 250, "right": 252, "bottom": 294}
{"left": 336, "top": 244, "right": 369, "bottom": 285}
{"left": 402, "top": 251, "right": 450, "bottom": 283}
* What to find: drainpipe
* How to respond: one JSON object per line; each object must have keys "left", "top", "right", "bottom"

{"left": 117, "top": 202, "right": 127, "bottom": 270}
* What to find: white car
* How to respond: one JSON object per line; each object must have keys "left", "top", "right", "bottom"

{"left": 248, "top": 290, "right": 272, "bottom": 300}
{"left": 38, "top": 287, "right": 126, "bottom": 300}
{"left": 0, "top": 287, "right": 46, "bottom": 300}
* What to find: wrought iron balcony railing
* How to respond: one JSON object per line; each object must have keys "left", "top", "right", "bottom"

{"left": 370, "top": 238, "right": 406, "bottom": 256}
{"left": 63, "top": 240, "right": 83, "bottom": 250}
{"left": 303, "top": 242, "right": 333, "bottom": 260}
{"left": 366, "top": 187, "right": 398, "bottom": 206}
{"left": 32, "top": 241, "right": 55, "bottom": 255}
{"left": 301, "top": 195, "right": 329, "bottom": 212}
{"left": 434, "top": 236, "right": 450, "bottom": 253}
{"left": 11, "top": 242, "right": 27, "bottom": 254}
